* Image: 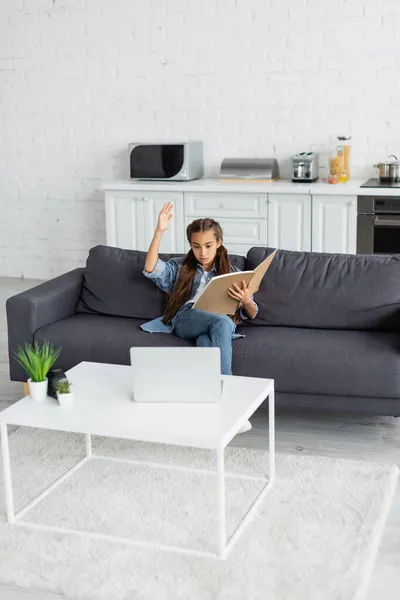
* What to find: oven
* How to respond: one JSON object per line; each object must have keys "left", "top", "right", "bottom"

{"left": 357, "top": 196, "right": 400, "bottom": 254}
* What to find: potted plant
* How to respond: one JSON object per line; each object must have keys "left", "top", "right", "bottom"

{"left": 54, "top": 378, "right": 74, "bottom": 406}
{"left": 14, "top": 341, "right": 61, "bottom": 402}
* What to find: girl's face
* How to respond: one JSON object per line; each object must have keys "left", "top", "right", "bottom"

{"left": 190, "top": 231, "right": 222, "bottom": 270}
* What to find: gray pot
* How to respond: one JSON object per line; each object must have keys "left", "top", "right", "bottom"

{"left": 374, "top": 155, "right": 400, "bottom": 183}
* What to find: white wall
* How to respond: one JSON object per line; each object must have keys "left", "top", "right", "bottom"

{"left": 1, "top": 0, "right": 399, "bottom": 278}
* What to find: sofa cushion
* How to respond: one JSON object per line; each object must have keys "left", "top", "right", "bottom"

{"left": 233, "top": 325, "right": 400, "bottom": 398}
{"left": 34, "top": 314, "right": 191, "bottom": 372}
{"left": 76, "top": 245, "right": 246, "bottom": 320}
{"left": 246, "top": 247, "right": 400, "bottom": 331}
{"left": 35, "top": 314, "right": 400, "bottom": 399}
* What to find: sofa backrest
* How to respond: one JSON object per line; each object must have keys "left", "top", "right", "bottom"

{"left": 246, "top": 247, "right": 400, "bottom": 331}
{"left": 76, "top": 245, "right": 246, "bottom": 320}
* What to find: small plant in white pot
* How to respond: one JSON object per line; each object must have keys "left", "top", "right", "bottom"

{"left": 14, "top": 341, "right": 61, "bottom": 402}
{"left": 54, "top": 378, "right": 74, "bottom": 406}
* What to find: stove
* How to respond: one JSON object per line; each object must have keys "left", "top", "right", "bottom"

{"left": 361, "top": 178, "right": 400, "bottom": 188}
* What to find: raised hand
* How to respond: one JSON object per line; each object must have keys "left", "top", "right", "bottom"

{"left": 156, "top": 202, "right": 174, "bottom": 232}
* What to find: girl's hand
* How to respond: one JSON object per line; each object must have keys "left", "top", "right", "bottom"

{"left": 156, "top": 202, "right": 174, "bottom": 232}
{"left": 227, "top": 280, "right": 253, "bottom": 307}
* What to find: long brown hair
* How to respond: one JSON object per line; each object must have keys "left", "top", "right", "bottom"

{"left": 163, "top": 218, "right": 231, "bottom": 324}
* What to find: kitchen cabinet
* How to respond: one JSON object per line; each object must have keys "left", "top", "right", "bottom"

{"left": 267, "top": 193, "right": 311, "bottom": 251}
{"left": 312, "top": 195, "right": 357, "bottom": 254}
{"left": 105, "top": 192, "right": 144, "bottom": 250}
{"left": 184, "top": 191, "right": 268, "bottom": 255}
{"left": 105, "top": 191, "right": 185, "bottom": 253}
{"left": 103, "top": 179, "right": 368, "bottom": 256}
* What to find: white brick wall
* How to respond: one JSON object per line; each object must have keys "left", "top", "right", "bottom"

{"left": 1, "top": 0, "right": 400, "bottom": 278}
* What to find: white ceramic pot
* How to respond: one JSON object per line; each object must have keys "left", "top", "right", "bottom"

{"left": 57, "top": 391, "right": 74, "bottom": 407}
{"left": 28, "top": 378, "right": 48, "bottom": 402}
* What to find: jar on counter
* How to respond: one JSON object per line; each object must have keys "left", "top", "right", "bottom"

{"left": 328, "top": 146, "right": 342, "bottom": 184}
{"left": 328, "top": 137, "right": 351, "bottom": 183}
{"left": 337, "top": 136, "right": 351, "bottom": 182}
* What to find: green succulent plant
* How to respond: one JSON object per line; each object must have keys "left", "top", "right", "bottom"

{"left": 14, "top": 341, "right": 61, "bottom": 383}
{"left": 54, "top": 378, "right": 72, "bottom": 394}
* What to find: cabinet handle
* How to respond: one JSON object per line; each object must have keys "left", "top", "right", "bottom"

{"left": 219, "top": 203, "right": 225, "bottom": 208}
{"left": 350, "top": 200, "right": 356, "bottom": 206}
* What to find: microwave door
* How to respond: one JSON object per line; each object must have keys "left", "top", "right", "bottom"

{"left": 130, "top": 145, "right": 163, "bottom": 178}
{"left": 130, "top": 145, "right": 183, "bottom": 179}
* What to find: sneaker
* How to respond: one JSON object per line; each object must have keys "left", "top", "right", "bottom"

{"left": 237, "top": 419, "right": 252, "bottom": 434}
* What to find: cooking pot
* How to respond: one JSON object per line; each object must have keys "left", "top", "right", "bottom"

{"left": 374, "top": 155, "right": 400, "bottom": 183}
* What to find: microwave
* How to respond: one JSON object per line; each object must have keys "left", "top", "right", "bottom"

{"left": 129, "top": 141, "right": 204, "bottom": 181}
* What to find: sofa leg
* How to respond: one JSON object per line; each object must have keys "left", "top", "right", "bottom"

{"left": 23, "top": 382, "right": 29, "bottom": 397}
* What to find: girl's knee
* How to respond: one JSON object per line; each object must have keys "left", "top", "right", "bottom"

{"left": 210, "top": 315, "right": 235, "bottom": 335}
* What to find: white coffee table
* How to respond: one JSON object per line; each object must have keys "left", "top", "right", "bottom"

{"left": 0, "top": 361, "right": 275, "bottom": 559}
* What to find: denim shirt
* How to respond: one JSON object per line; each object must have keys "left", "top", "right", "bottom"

{"left": 140, "top": 257, "right": 259, "bottom": 334}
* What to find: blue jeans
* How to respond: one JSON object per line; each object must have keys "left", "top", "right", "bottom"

{"left": 174, "top": 304, "right": 236, "bottom": 375}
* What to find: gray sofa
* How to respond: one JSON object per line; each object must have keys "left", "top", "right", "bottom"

{"left": 6, "top": 245, "right": 400, "bottom": 416}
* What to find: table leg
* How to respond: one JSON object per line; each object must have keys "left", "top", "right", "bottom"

{"left": 217, "top": 444, "right": 226, "bottom": 558}
{"left": 1, "top": 423, "right": 15, "bottom": 523}
{"left": 269, "top": 385, "right": 275, "bottom": 484}
{"left": 85, "top": 434, "right": 92, "bottom": 457}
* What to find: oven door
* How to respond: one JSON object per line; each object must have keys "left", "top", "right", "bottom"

{"left": 373, "top": 215, "right": 400, "bottom": 254}
{"left": 357, "top": 213, "right": 400, "bottom": 254}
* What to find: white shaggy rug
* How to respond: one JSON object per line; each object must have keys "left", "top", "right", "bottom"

{"left": 0, "top": 428, "right": 398, "bottom": 600}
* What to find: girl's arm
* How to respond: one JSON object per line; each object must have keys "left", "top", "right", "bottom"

{"left": 144, "top": 230, "right": 164, "bottom": 274}
{"left": 242, "top": 298, "right": 258, "bottom": 319}
{"left": 144, "top": 202, "right": 173, "bottom": 273}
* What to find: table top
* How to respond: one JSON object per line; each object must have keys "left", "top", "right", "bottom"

{"left": 0, "top": 362, "right": 274, "bottom": 449}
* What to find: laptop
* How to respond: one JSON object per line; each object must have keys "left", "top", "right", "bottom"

{"left": 130, "top": 347, "right": 223, "bottom": 403}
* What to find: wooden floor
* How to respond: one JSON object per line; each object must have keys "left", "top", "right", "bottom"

{"left": 1, "top": 277, "right": 399, "bottom": 600}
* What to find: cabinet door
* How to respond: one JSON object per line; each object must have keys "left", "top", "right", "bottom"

{"left": 105, "top": 191, "right": 184, "bottom": 252}
{"left": 142, "top": 192, "right": 185, "bottom": 253}
{"left": 312, "top": 195, "right": 357, "bottom": 254}
{"left": 105, "top": 192, "right": 146, "bottom": 250}
{"left": 267, "top": 194, "right": 311, "bottom": 251}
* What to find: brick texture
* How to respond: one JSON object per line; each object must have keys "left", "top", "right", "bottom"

{"left": 1, "top": 0, "right": 400, "bottom": 278}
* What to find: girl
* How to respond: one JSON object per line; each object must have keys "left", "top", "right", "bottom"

{"left": 141, "top": 202, "right": 259, "bottom": 379}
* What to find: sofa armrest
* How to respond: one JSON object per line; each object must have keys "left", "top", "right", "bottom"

{"left": 6, "top": 268, "right": 84, "bottom": 381}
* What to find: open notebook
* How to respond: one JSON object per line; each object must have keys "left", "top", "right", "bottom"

{"left": 192, "top": 249, "right": 277, "bottom": 315}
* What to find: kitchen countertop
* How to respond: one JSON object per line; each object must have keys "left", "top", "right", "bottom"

{"left": 101, "top": 179, "right": 400, "bottom": 196}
